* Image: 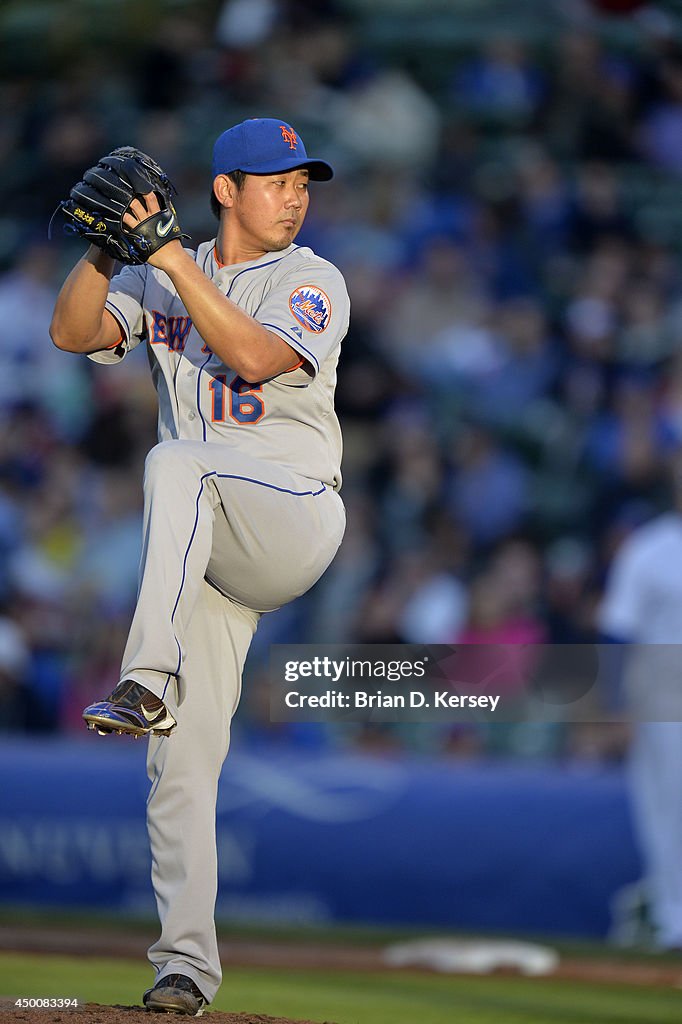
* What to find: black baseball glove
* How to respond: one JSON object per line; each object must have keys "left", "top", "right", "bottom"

{"left": 54, "top": 146, "right": 188, "bottom": 264}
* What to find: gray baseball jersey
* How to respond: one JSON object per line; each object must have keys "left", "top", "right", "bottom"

{"left": 91, "top": 239, "right": 349, "bottom": 488}
{"left": 89, "top": 238, "right": 349, "bottom": 1000}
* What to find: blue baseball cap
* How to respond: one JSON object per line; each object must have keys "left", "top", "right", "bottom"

{"left": 212, "top": 118, "right": 333, "bottom": 181}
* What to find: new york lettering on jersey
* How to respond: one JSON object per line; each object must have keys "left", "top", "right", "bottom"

{"left": 150, "top": 311, "right": 193, "bottom": 352}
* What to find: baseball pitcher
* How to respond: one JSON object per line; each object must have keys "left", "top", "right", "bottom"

{"left": 50, "top": 118, "right": 348, "bottom": 1014}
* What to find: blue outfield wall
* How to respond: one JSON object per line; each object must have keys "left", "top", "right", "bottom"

{"left": 0, "top": 739, "right": 641, "bottom": 937}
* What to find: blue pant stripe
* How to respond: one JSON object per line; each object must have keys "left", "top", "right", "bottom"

{"left": 168, "top": 470, "right": 327, "bottom": 676}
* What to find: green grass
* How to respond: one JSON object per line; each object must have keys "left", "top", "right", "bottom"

{"left": 1, "top": 953, "right": 682, "bottom": 1024}
{"left": 2, "top": 906, "right": 681, "bottom": 965}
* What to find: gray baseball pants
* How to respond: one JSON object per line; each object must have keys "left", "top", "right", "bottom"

{"left": 118, "top": 439, "right": 345, "bottom": 1001}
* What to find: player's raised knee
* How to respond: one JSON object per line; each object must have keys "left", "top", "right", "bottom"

{"left": 143, "top": 440, "right": 188, "bottom": 483}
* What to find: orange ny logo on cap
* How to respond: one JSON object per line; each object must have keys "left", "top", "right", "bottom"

{"left": 280, "top": 125, "right": 298, "bottom": 150}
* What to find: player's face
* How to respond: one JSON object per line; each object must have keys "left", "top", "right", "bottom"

{"left": 230, "top": 169, "right": 310, "bottom": 253}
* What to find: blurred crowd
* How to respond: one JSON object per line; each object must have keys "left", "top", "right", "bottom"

{"left": 2, "top": 0, "right": 682, "bottom": 758}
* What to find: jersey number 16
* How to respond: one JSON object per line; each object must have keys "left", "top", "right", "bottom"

{"left": 209, "top": 374, "right": 265, "bottom": 424}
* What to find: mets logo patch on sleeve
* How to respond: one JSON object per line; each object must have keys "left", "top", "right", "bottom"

{"left": 289, "top": 286, "right": 331, "bottom": 333}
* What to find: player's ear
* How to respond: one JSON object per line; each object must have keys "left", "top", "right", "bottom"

{"left": 213, "top": 175, "right": 235, "bottom": 210}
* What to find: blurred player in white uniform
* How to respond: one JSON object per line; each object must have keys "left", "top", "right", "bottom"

{"left": 599, "top": 461, "right": 682, "bottom": 951}
{"left": 50, "top": 118, "right": 348, "bottom": 1013}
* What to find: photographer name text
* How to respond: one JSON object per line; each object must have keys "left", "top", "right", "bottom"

{"left": 283, "top": 690, "right": 500, "bottom": 711}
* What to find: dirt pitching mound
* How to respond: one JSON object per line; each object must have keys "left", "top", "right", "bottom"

{"left": 11, "top": 1007, "right": 337, "bottom": 1024}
